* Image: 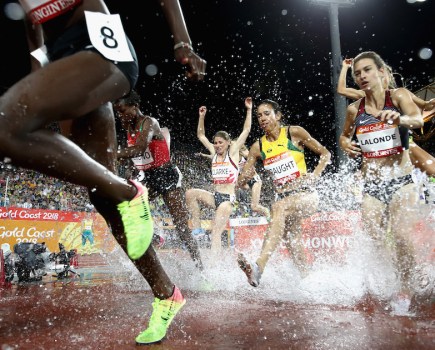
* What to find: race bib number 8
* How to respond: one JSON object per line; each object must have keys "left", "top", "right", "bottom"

{"left": 85, "top": 11, "right": 134, "bottom": 62}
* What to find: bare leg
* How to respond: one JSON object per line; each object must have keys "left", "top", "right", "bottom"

{"left": 389, "top": 183, "right": 420, "bottom": 295}
{"left": 210, "top": 201, "right": 233, "bottom": 253}
{"left": 409, "top": 143, "right": 435, "bottom": 176}
{"left": 0, "top": 52, "right": 135, "bottom": 202}
{"left": 68, "top": 106, "right": 174, "bottom": 299}
{"left": 242, "top": 191, "right": 318, "bottom": 283}
{"left": 185, "top": 188, "right": 214, "bottom": 229}
{"left": 285, "top": 219, "right": 308, "bottom": 276}
{"left": 163, "top": 188, "right": 204, "bottom": 270}
{"left": 256, "top": 200, "right": 287, "bottom": 273}
{"left": 250, "top": 181, "right": 270, "bottom": 218}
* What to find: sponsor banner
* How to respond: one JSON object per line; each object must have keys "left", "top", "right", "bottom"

{"left": 0, "top": 207, "right": 116, "bottom": 254}
{"left": 0, "top": 207, "right": 81, "bottom": 222}
{"left": 229, "top": 217, "right": 268, "bottom": 227}
{"left": 234, "top": 210, "right": 361, "bottom": 265}
{"left": 300, "top": 210, "right": 360, "bottom": 265}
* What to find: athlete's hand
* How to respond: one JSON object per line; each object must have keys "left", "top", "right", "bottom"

{"left": 301, "top": 173, "right": 317, "bottom": 187}
{"left": 343, "top": 140, "right": 361, "bottom": 158}
{"left": 377, "top": 110, "right": 401, "bottom": 126}
{"left": 199, "top": 106, "right": 207, "bottom": 118}
{"left": 174, "top": 46, "right": 207, "bottom": 81}
{"left": 343, "top": 58, "right": 353, "bottom": 68}
{"left": 245, "top": 97, "right": 253, "bottom": 110}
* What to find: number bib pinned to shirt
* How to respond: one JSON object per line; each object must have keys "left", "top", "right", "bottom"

{"left": 264, "top": 152, "right": 300, "bottom": 186}
{"left": 356, "top": 122, "right": 403, "bottom": 158}
{"left": 85, "top": 11, "right": 134, "bottom": 62}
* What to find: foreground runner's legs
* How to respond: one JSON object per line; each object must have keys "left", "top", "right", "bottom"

{"left": 136, "top": 286, "right": 186, "bottom": 345}
{"left": 117, "top": 180, "right": 153, "bottom": 259}
{"left": 72, "top": 115, "right": 185, "bottom": 344}
{"left": 237, "top": 253, "right": 262, "bottom": 287}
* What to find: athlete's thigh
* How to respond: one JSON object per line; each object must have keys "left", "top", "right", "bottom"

{"left": 361, "top": 195, "right": 385, "bottom": 228}
{"left": 164, "top": 188, "right": 189, "bottom": 217}
{"left": 68, "top": 103, "right": 118, "bottom": 172}
{"left": 283, "top": 191, "right": 319, "bottom": 219}
{"left": 0, "top": 52, "right": 129, "bottom": 133}
{"left": 214, "top": 201, "right": 234, "bottom": 223}
{"left": 389, "top": 183, "right": 420, "bottom": 233}
{"left": 187, "top": 188, "right": 215, "bottom": 208}
{"left": 251, "top": 182, "right": 262, "bottom": 203}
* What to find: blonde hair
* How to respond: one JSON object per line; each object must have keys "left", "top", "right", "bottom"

{"left": 213, "top": 131, "right": 231, "bottom": 142}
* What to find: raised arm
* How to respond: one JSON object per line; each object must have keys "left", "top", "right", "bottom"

{"left": 337, "top": 58, "right": 365, "bottom": 101}
{"left": 158, "top": 0, "right": 206, "bottom": 81}
{"left": 197, "top": 106, "right": 215, "bottom": 154}
{"left": 232, "top": 97, "right": 253, "bottom": 151}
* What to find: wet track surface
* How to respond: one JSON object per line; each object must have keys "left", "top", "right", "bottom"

{"left": 1, "top": 260, "right": 434, "bottom": 350}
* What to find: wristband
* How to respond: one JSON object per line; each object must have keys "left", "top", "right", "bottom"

{"left": 174, "top": 41, "right": 193, "bottom": 51}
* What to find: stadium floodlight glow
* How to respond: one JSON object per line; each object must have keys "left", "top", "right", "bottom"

{"left": 307, "top": 0, "right": 357, "bottom": 7}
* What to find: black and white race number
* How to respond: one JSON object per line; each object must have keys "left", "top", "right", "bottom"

{"left": 85, "top": 11, "right": 133, "bottom": 62}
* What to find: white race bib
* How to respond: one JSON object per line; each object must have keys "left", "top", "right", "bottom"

{"left": 85, "top": 11, "right": 133, "bottom": 62}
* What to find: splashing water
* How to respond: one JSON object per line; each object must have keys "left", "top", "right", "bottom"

{"left": 95, "top": 166, "right": 433, "bottom": 312}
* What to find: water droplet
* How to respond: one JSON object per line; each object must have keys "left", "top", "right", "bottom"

{"left": 145, "top": 64, "right": 158, "bottom": 76}
{"left": 4, "top": 2, "right": 25, "bottom": 20}
{"left": 418, "top": 47, "right": 432, "bottom": 60}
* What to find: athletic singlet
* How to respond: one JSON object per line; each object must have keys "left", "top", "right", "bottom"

{"left": 355, "top": 90, "right": 409, "bottom": 159}
{"left": 260, "top": 126, "right": 307, "bottom": 187}
{"left": 19, "top": 0, "right": 83, "bottom": 24}
{"left": 127, "top": 121, "right": 171, "bottom": 171}
{"left": 82, "top": 219, "right": 92, "bottom": 231}
{"left": 212, "top": 151, "right": 238, "bottom": 185}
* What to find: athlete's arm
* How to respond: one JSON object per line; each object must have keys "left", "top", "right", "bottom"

{"left": 232, "top": 97, "right": 253, "bottom": 154}
{"left": 238, "top": 141, "right": 260, "bottom": 188}
{"left": 293, "top": 126, "right": 331, "bottom": 178}
{"left": 387, "top": 88, "right": 423, "bottom": 129}
{"left": 117, "top": 118, "right": 155, "bottom": 159}
{"left": 407, "top": 91, "right": 435, "bottom": 112}
{"left": 158, "top": 0, "right": 206, "bottom": 81}
{"left": 337, "top": 58, "right": 365, "bottom": 100}
{"left": 339, "top": 103, "right": 361, "bottom": 158}
{"left": 197, "top": 106, "right": 215, "bottom": 155}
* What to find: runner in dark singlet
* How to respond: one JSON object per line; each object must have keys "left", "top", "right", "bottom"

{"left": 0, "top": 0, "right": 206, "bottom": 345}
{"left": 339, "top": 51, "right": 424, "bottom": 313}
{"left": 338, "top": 58, "right": 435, "bottom": 177}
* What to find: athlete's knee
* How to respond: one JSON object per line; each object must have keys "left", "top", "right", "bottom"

{"left": 251, "top": 203, "right": 261, "bottom": 212}
{"left": 185, "top": 189, "right": 197, "bottom": 203}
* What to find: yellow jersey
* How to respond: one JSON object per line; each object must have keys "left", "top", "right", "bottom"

{"left": 260, "top": 126, "right": 307, "bottom": 187}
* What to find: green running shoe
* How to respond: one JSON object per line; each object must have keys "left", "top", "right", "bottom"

{"left": 117, "top": 180, "right": 153, "bottom": 260}
{"left": 136, "top": 286, "right": 186, "bottom": 345}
